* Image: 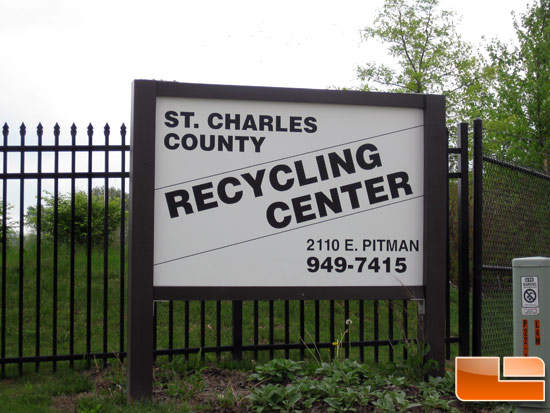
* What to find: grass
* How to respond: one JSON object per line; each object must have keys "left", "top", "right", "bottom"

{"left": 0, "top": 235, "right": 461, "bottom": 376}
{"left": 0, "top": 355, "right": 514, "bottom": 412}
{"left": 0, "top": 363, "right": 187, "bottom": 412}
{"left": 0, "top": 367, "right": 94, "bottom": 412}
{"left": 1, "top": 235, "right": 126, "bottom": 372}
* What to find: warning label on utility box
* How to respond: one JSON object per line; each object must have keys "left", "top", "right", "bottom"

{"left": 521, "top": 276, "right": 539, "bottom": 315}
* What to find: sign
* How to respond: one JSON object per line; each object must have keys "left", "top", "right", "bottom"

{"left": 154, "top": 97, "right": 424, "bottom": 287}
{"left": 522, "top": 276, "right": 540, "bottom": 315}
{"left": 127, "top": 81, "right": 447, "bottom": 401}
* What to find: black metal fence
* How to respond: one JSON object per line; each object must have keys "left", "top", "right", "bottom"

{"left": 473, "top": 120, "right": 550, "bottom": 356}
{"left": 0, "top": 122, "right": 467, "bottom": 376}
{"left": 0, "top": 123, "right": 128, "bottom": 377}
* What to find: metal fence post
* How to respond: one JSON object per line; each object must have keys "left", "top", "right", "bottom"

{"left": 458, "top": 122, "right": 470, "bottom": 356}
{"left": 472, "top": 118, "right": 483, "bottom": 356}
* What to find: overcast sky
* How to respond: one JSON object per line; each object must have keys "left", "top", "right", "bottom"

{"left": 0, "top": 0, "right": 531, "bottom": 228}
{"left": 1, "top": 0, "right": 527, "bottom": 134}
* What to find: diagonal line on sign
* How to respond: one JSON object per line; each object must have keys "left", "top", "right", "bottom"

{"left": 153, "top": 194, "right": 424, "bottom": 266}
{"left": 154, "top": 124, "right": 423, "bottom": 190}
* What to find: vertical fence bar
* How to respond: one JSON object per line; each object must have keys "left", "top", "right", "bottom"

{"left": 445, "top": 250, "right": 451, "bottom": 359}
{"left": 253, "top": 300, "right": 259, "bottom": 360}
{"left": 52, "top": 123, "right": 59, "bottom": 372}
{"left": 329, "top": 300, "right": 335, "bottom": 359}
{"left": 472, "top": 118, "right": 483, "bottom": 356}
{"left": 445, "top": 131, "right": 451, "bottom": 360}
{"left": 458, "top": 122, "right": 470, "bottom": 356}
{"left": 344, "top": 300, "right": 350, "bottom": 358}
{"left": 299, "top": 300, "right": 304, "bottom": 360}
{"left": 200, "top": 301, "right": 205, "bottom": 361}
{"left": 232, "top": 300, "right": 242, "bottom": 361}
{"left": 402, "top": 300, "right": 408, "bottom": 360}
{"left": 35, "top": 124, "right": 43, "bottom": 372}
{"left": 359, "top": 300, "right": 364, "bottom": 362}
{"left": 86, "top": 124, "right": 93, "bottom": 368}
{"left": 184, "top": 300, "right": 189, "bottom": 360}
{"left": 168, "top": 301, "right": 174, "bottom": 361}
{"left": 216, "top": 301, "right": 222, "bottom": 360}
{"left": 103, "top": 125, "right": 110, "bottom": 367}
{"left": 374, "top": 300, "right": 379, "bottom": 362}
{"left": 269, "top": 300, "right": 274, "bottom": 360}
{"left": 120, "top": 124, "right": 126, "bottom": 356}
{"left": 388, "top": 300, "right": 394, "bottom": 362}
{"left": 284, "top": 300, "right": 289, "bottom": 359}
{"left": 1, "top": 124, "right": 7, "bottom": 378}
{"left": 70, "top": 124, "right": 76, "bottom": 368}
{"left": 18, "top": 124, "right": 25, "bottom": 376}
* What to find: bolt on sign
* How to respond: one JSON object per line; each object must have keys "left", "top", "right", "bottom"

{"left": 127, "top": 80, "right": 447, "bottom": 401}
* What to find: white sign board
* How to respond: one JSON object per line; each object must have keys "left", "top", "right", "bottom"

{"left": 153, "top": 97, "right": 424, "bottom": 287}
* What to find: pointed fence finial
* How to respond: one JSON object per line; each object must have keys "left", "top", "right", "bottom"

{"left": 54, "top": 123, "right": 60, "bottom": 144}
{"left": 70, "top": 123, "right": 77, "bottom": 144}
{"left": 104, "top": 123, "right": 110, "bottom": 142}
{"left": 37, "top": 123, "right": 43, "bottom": 145}
{"left": 87, "top": 123, "right": 93, "bottom": 145}
{"left": 19, "top": 123, "right": 26, "bottom": 145}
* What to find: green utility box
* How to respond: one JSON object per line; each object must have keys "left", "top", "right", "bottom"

{"left": 513, "top": 257, "right": 550, "bottom": 412}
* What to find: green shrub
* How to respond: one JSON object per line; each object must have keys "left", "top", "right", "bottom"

{"left": 25, "top": 186, "right": 127, "bottom": 245}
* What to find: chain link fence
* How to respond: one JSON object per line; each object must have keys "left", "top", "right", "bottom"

{"left": 481, "top": 136, "right": 550, "bottom": 356}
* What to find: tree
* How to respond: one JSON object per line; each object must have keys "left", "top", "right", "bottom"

{"left": 0, "top": 201, "right": 14, "bottom": 243}
{"left": 26, "top": 187, "right": 127, "bottom": 245}
{"left": 91, "top": 185, "right": 129, "bottom": 204}
{"left": 357, "top": 0, "right": 483, "bottom": 126}
{"left": 484, "top": 0, "right": 550, "bottom": 173}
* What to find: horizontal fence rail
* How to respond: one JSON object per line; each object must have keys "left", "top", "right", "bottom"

{"left": 0, "top": 122, "right": 463, "bottom": 376}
